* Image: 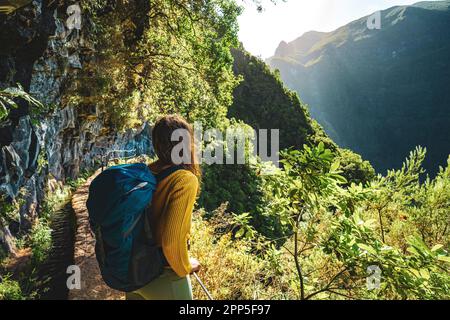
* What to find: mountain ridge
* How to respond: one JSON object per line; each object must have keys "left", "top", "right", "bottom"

{"left": 271, "top": 1, "right": 450, "bottom": 63}
{"left": 268, "top": 0, "right": 450, "bottom": 174}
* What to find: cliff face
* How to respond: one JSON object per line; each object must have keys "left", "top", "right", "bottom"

{"left": 0, "top": 1, "right": 152, "bottom": 254}
{"left": 268, "top": 1, "right": 450, "bottom": 174}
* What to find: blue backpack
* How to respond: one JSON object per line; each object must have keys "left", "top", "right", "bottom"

{"left": 87, "top": 163, "right": 182, "bottom": 292}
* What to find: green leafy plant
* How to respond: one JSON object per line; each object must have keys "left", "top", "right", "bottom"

{"left": 29, "top": 221, "right": 52, "bottom": 264}
{"left": 256, "top": 143, "right": 450, "bottom": 299}
{"left": 0, "top": 84, "right": 44, "bottom": 122}
{"left": 0, "top": 275, "right": 24, "bottom": 300}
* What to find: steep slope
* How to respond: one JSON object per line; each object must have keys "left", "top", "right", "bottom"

{"left": 227, "top": 48, "right": 375, "bottom": 188}
{"left": 268, "top": 0, "right": 450, "bottom": 174}
{"left": 229, "top": 48, "right": 332, "bottom": 151}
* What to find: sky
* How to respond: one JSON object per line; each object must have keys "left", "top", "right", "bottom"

{"left": 237, "top": 0, "right": 437, "bottom": 58}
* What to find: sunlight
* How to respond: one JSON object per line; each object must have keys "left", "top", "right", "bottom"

{"left": 237, "top": 0, "right": 440, "bottom": 58}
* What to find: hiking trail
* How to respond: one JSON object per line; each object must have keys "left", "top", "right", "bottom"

{"left": 69, "top": 171, "right": 125, "bottom": 300}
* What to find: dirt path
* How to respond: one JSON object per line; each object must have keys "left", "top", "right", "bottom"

{"left": 68, "top": 172, "right": 125, "bottom": 300}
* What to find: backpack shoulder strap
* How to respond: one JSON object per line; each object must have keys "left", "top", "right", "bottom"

{"left": 156, "top": 165, "right": 185, "bottom": 183}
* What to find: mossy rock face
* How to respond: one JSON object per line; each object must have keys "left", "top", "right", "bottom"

{"left": 0, "top": 0, "right": 156, "bottom": 274}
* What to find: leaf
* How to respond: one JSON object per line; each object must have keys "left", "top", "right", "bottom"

{"left": 318, "top": 141, "right": 324, "bottom": 152}
{"left": 357, "top": 243, "right": 377, "bottom": 255}
{"left": 409, "top": 269, "right": 420, "bottom": 278}
{"left": 407, "top": 246, "right": 420, "bottom": 256}
{"left": 330, "top": 161, "right": 340, "bottom": 172}
{"left": 431, "top": 244, "right": 443, "bottom": 252}
{"left": 333, "top": 174, "right": 348, "bottom": 185}
{"left": 3, "top": 98, "right": 18, "bottom": 109}
{"left": 437, "top": 255, "right": 450, "bottom": 263}
{"left": 0, "top": 84, "right": 44, "bottom": 122}
{"left": 364, "top": 219, "right": 377, "bottom": 229}
{"left": 235, "top": 228, "right": 245, "bottom": 238}
{"left": 418, "top": 268, "right": 430, "bottom": 280}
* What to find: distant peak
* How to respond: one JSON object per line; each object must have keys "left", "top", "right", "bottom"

{"left": 274, "top": 40, "right": 290, "bottom": 57}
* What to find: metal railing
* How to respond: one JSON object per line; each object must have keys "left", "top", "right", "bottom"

{"left": 96, "top": 148, "right": 137, "bottom": 172}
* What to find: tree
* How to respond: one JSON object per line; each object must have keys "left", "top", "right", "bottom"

{"left": 72, "top": 0, "right": 242, "bottom": 130}
{"left": 263, "top": 144, "right": 450, "bottom": 299}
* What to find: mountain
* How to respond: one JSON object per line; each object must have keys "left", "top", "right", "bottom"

{"left": 268, "top": 0, "right": 450, "bottom": 174}
{"left": 228, "top": 48, "right": 375, "bottom": 185}
{"left": 230, "top": 48, "right": 319, "bottom": 151}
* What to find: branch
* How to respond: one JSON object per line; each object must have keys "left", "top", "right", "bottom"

{"left": 304, "top": 267, "right": 348, "bottom": 300}
{"left": 328, "top": 289, "right": 355, "bottom": 300}
{"left": 294, "top": 209, "right": 306, "bottom": 300}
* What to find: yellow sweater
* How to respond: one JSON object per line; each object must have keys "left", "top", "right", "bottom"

{"left": 148, "top": 167, "right": 199, "bottom": 277}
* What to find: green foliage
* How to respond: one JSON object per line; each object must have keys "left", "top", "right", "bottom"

{"left": 199, "top": 162, "right": 263, "bottom": 215}
{"left": 229, "top": 48, "right": 319, "bottom": 150}
{"left": 0, "top": 195, "right": 18, "bottom": 223}
{"left": 190, "top": 210, "right": 275, "bottom": 299}
{"left": 0, "top": 276, "right": 24, "bottom": 300}
{"left": 29, "top": 221, "right": 52, "bottom": 264}
{"left": 242, "top": 144, "right": 450, "bottom": 299}
{"left": 65, "top": 170, "right": 93, "bottom": 190}
{"left": 326, "top": 213, "right": 450, "bottom": 299}
{"left": 411, "top": 156, "right": 450, "bottom": 249}
{"left": 0, "top": 178, "right": 83, "bottom": 299}
{"left": 73, "top": 0, "right": 241, "bottom": 130}
{"left": 38, "top": 185, "right": 71, "bottom": 223}
{"left": 336, "top": 148, "right": 376, "bottom": 186}
{"left": 36, "top": 149, "right": 48, "bottom": 175}
{"left": 0, "top": 84, "right": 44, "bottom": 122}
{"left": 365, "top": 147, "right": 450, "bottom": 250}
{"left": 197, "top": 121, "right": 290, "bottom": 241}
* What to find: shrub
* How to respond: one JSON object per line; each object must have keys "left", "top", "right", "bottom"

{"left": 29, "top": 221, "right": 52, "bottom": 264}
{"left": 0, "top": 276, "right": 24, "bottom": 300}
{"left": 190, "top": 209, "right": 286, "bottom": 300}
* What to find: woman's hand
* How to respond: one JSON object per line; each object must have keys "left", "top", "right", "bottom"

{"left": 189, "top": 257, "right": 201, "bottom": 274}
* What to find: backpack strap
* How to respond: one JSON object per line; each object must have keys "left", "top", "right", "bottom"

{"left": 156, "top": 165, "right": 185, "bottom": 183}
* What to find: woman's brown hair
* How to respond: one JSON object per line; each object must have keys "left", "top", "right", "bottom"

{"left": 152, "top": 115, "right": 201, "bottom": 180}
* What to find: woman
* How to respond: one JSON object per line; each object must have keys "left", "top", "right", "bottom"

{"left": 126, "top": 115, "right": 201, "bottom": 300}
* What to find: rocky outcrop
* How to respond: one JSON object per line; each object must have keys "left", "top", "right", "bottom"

{"left": 0, "top": 1, "right": 153, "bottom": 254}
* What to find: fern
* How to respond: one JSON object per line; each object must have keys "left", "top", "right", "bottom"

{"left": 0, "top": 84, "right": 44, "bottom": 121}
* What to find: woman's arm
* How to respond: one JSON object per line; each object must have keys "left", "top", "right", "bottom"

{"left": 161, "top": 171, "right": 199, "bottom": 277}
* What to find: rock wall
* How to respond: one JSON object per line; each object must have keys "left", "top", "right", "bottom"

{"left": 0, "top": 1, "right": 153, "bottom": 254}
